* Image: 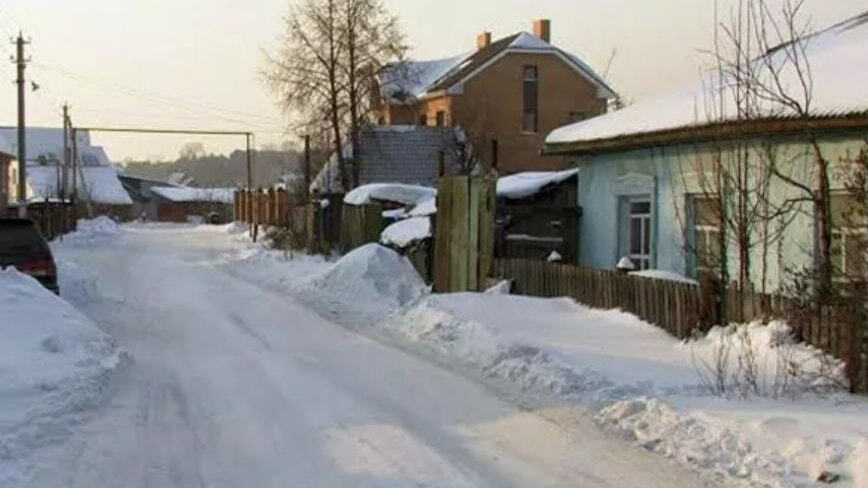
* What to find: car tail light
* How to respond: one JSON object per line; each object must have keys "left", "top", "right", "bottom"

{"left": 17, "top": 259, "right": 56, "bottom": 278}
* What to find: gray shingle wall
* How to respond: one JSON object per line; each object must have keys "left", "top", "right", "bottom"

{"left": 358, "top": 127, "right": 460, "bottom": 187}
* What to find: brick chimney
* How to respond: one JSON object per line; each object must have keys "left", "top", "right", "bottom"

{"left": 533, "top": 19, "right": 551, "bottom": 43}
{"left": 476, "top": 32, "right": 491, "bottom": 50}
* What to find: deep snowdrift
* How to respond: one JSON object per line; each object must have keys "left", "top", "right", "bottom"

{"left": 383, "top": 293, "right": 868, "bottom": 488}
{"left": 293, "top": 244, "right": 428, "bottom": 324}
{"left": 0, "top": 268, "right": 122, "bottom": 484}
{"left": 57, "top": 216, "right": 123, "bottom": 246}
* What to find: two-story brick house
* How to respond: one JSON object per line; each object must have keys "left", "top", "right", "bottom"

{"left": 373, "top": 20, "right": 617, "bottom": 173}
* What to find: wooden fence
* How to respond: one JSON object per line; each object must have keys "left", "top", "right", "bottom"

{"left": 339, "top": 203, "right": 384, "bottom": 253}
{"left": 495, "top": 258, "right": 867, "bottom": 393}
{"left": 434, "top": 176, "right": 496, "bottom": 293}
{"left": 495, "top": 258, "right": 703, "bottom": 339}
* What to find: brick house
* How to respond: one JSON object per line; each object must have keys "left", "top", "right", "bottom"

{"left": 373, "top": 20, "right": 617, "bottom": 173}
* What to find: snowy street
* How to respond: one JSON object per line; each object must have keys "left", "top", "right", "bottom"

{"left": 22, "top": 224, "right": 706, "bottom": 488}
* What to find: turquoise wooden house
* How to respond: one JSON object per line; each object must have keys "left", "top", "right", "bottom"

{"left": 543, "top": 12, "right": 868, "bottom": 292}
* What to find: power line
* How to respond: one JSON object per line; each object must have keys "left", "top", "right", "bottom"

{"left": 31, "top": 61, "right": 285, "bottom": 126}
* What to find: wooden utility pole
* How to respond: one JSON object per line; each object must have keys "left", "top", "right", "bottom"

{"left": 303, "top": 134, "right": 311, "bottom": 202}
{"left": 246, "top": 133, "right": 256, "bottom": 241}
{"left": 60, "top": 104, "right": 70, "bottom": 237}
{"left": 14, "top": 33, "right": 30, "bottom": 218}
{"left": 71, "top": 126, "right": 78, "bottom": 227}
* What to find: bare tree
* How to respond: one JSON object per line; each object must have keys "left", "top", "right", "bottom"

{"left": 338, "top": 0, "right": 406, "bottom": 187}
{"left": 267, "top": 0, "right": 405, "bottom": 192}
{"left": 267, "top": 0, "right": 350, "bottom": 192}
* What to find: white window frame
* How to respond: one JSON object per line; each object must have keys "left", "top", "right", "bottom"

{"left": 628, "top": 197, "right": 652, "bottom": 270}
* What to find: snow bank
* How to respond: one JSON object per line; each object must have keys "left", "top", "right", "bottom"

{"left": 293, "top": 244, "right": 428, "bottom": 324}
{"left": 630, "top": 269, "right": 699, "bottom": 285}
{"left": 383, "top": 292, "right": 867, "bottom": 487}
{"left": 380, "top": 217, "right": 431, "bottom": 248}
{"left": 497, "top": 169, "right": 578, "bottom": 199}
{"left": 0, "top": 269, "right": 122, "bottom": 484}
{"left": 57, "top": 217, "right": 123, "bottom": 246}
{"left": 344, "top": 184, "right": 436, "bottom": 207}
{"left": 56, "top": 260, "right": 101, "bottom": 304}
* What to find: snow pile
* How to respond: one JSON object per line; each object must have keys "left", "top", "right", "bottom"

{"left": 223, "top": 221, "right": 248, "bottom": 234}
{"left": 344, "top": 183, "right": 436, "bottom": 207}
{"left": 56, "top": 260, "right": 101, "bottom": 303}
{"left": 294, "top": 244, "right": 428, "bottom": 324}
{"left": 59, "top": 217, "right": 122, "bottom": 246}
{"left": 497, "top": 169, "right": 578, "bottom": 199}
{"left": 0, "top": 269, "right": 122, "bottom": 484}
{"left": 380, "top": 217, "right": 431, "bottom": 248}
{"left": 382, "top": 292, "right": 867, "bottom": 487}
{"left": 630, "top": 269, "right": 699, "bottom": 285}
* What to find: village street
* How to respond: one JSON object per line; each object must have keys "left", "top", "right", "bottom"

{"left": 22, "top": 224, "right": 706, "bottom": 488}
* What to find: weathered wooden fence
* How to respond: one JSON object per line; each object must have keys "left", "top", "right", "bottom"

{"left": 494, "top": 258, "right": 867, "bottom": 393}
{"left": 434, "top": 176, "right": 496, "bottom": 293}
{"left": 339, "top": 203, "right": 384, "bottom": 253}
{"left": 496, "top": 258, "right": 703, "bottom": 339}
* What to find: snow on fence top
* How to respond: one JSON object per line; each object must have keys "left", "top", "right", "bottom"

{"left": 547, "top": 12, "right": 868, "bottom": 146}
{"left": 496, "top": 169, "right": 578, "bottom": 199}
{"left": 151, "top": 187, "right": 235, "bottom": 204}
{"left": 380, "top": 216, "right": 432, "bottom": 248}
{"left": 344, "top": 183, "right": 437, "bottom": 207}
{"left": 629, "top": 269, "right": 698, "bottom": 286}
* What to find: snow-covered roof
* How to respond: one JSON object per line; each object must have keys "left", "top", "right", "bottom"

{"left": 344, "top": 183, "right": 437, "bottom": 207}
{"left": 546, "top": 12, "right": 868, "bottom": 149}
{"left": 497, "top": 169, "right": 578, "bottom": 199}
{"left": 0, "top": 127, "right": 91, "bottom": 162}
{"left": 380, "top": 216, "right": 432, "bottom": 248}
{"left": 151, "top": 187, "right": 234, "bottom": 204}
{"left": 25, "top": 165, "right": 133, "bottom": 205}
{"left": 379, "top": 31, "right": 615, "bottom": 102}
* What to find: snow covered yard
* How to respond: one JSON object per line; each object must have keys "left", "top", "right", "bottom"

{"left": 227, "top": 239, "right": 868, "bottom": 487}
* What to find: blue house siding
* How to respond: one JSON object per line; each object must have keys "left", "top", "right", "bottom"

{"left": 577, "top": 146, "right": 689, "bottom": 275}
{"left": 573, "top": 136, "right": 868, "bottom": 291}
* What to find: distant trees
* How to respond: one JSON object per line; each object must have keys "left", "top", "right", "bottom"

{"left": 266, "top": 0, "right": 406, "bottom": 191}
{"left": 179, "top": 142, "right": 206, "bottom": 161}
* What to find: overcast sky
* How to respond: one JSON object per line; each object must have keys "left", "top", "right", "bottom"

{"left": 0, "top": 0, "right": 862, "bottom": 161}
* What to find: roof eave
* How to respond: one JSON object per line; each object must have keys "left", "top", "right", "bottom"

{"left": 544, "top": 113, "right": 868, "bottom": 156}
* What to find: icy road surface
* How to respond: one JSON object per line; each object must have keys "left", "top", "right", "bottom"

{"left": 28, "top": 225, "right": 707, "bottom": 487}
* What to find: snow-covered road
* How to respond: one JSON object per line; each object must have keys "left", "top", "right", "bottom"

{"left": 26, "top": 225, "right": 707, "bottom": 487}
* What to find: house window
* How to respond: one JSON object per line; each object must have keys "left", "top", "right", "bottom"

{"left": 830, "top": 193, "right": 866, "bottom": 280}
{"left": 522, "top": 66, "right": 538, "bottom": 133}
{"left": 628, "top": 198, "right": 652, "bottom": 270}
{"left": 690, "top": 196, "right": 723, "bottom": 276}
{"left": 419, "top": 114, "right": 428, "bottom": 126}
{"left": 435, "top": 111, "right": 445, "bottom": 127}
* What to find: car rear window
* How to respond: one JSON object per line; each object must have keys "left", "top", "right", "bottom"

{"left": 0, "top": 221, "right": 51, "bottom": 263}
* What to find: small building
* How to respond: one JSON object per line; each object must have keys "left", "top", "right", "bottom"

{"left": 1, "top": 127, "right": 133, "bottom": 219}
{"left": 150, "top": 186, "right": 234, "bottom": 223}
{"left": 543, "top": 12, "right": 868, "bottom": 291}
{"left": 496, "top": 169, "right": 580, "bottom": 263}
{"left": 373, "top": 19, "right": 617, "bottom": 173}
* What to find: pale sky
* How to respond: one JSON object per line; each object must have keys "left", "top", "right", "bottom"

{"left": 0, "top": 0, "right": 862, "bottom": 161}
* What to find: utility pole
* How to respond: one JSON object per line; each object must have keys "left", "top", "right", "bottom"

{"left": 246, "top": 132, "right": 256, "bottom": 241}
{"left": 71, "top": 126, "right": 78, "bottom": 228}
{"left": 303, "top": 134, "right": 311, "bottom": 203}
{"left": 14, "top": 32, "right": 30, "bottom": 218}
{"left": 60, "top": 104, "right": 70, "bottom": 236}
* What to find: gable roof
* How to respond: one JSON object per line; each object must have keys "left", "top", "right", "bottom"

{"left": 379, "top": 32, "right": 616, "bottom": 103}
{"left": 311, "top": 126, "right": 462, "bottom": 194}
{"left": 545, "top": 11, "right": 868, "bottom": 155}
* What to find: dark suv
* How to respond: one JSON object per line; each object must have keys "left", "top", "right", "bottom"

{"left": 0, "top": 218, "right": 59, "bottom": 294}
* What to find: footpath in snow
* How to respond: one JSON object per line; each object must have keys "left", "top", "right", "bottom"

{"left": 222, "top": 235, "right": 868, "bottom": 488}
{"left": 0, "top": 218, "right": 124, "bottom": 485}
